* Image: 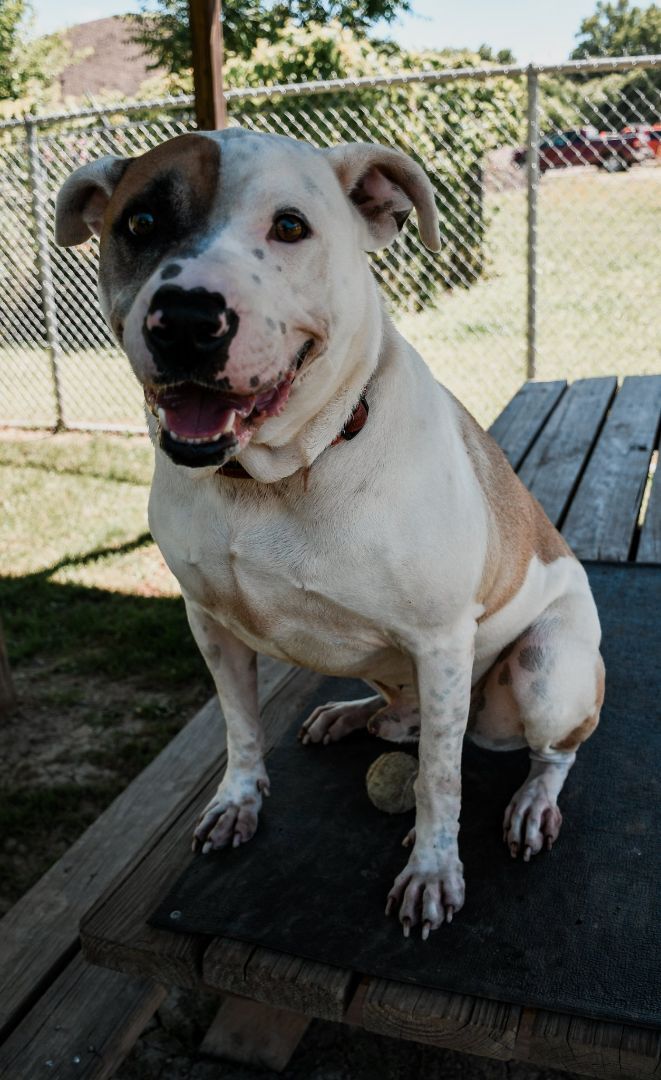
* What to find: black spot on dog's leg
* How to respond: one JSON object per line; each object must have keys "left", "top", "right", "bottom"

{"left": 519, "top": 645, "right": 545, "bottom": 672}
{"left": 498, "top": 662, "right": 512, "bottom": 686}
{"left": 162, "top": 263, "right": 182, "bottom": 280}
{"left": 252, "top": 248, "right": 265, "bottom": 260}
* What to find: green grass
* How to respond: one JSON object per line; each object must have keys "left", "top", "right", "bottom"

{"left": 0, "top": 431, "right": 211, "bottom": 913}
{"left": 398, "top": 166, "right": 661, "bottom": 425}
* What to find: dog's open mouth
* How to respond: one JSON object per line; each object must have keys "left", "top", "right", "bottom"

{"left": 145, "top": 375, "right": 294, "bottom": 467}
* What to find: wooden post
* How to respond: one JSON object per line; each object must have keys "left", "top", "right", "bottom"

{"left": 0, "top": 617, "right": 17, "bottom": 717}
{"left": 201, "top": 996, "right": 310, "bottom": 1072}
{"left": 189, "top": 0, "right": 226, "bottom": 130}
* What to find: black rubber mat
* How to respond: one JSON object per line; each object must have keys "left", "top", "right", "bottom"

{"left": 151, "top": 562, "right": 661, "bottom": 1026}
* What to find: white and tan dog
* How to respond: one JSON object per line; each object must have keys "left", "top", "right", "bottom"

{"left": 56, "top": 130, "right": 604, "bottom": 938}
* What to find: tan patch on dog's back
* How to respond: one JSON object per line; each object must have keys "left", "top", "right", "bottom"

{"left": 451, "top": 395, "right": 572, "bottom": 619}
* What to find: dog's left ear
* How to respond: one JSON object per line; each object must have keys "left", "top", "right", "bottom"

{"left": 325, "top": 142, "right": 441, "bottom": 253}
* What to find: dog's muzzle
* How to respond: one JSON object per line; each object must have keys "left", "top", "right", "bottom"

{"left": 143, "top": 285, "right": 239, "bottom": 380}
{"left": 141, "top": 283, "right": 314, "bottom": 469}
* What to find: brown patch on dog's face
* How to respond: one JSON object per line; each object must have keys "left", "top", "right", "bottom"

{"left": 98, "top": 134, "right": 221, "bottom": 332}
{"left": 104, "top": 133, "right": 219, "bottom": 243}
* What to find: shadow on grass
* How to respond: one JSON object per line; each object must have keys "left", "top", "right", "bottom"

{"left": 0, "top": 456, "right": 148, "bottom": 487}
{"left": 0, "top": 536, "right": 215, "bottom": 909}
{"left": 0, "top": 534, "right": 208, "bottom": 689}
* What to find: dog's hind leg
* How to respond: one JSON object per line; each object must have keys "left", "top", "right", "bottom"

{"left": 298, "top": 683, "right": 420, "bottom": 746}
{"left": 366, "top": 683, "right": 421, "bottom": 743}
{"left": 299, "top": 694, "right": 383, "bottom": 745}
{"left": 489, "top": 589, "right": 605, "bottom": 860}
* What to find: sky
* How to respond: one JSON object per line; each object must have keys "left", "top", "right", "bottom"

{"left": 31, "top": 0, "right": 633, "bottom": 65}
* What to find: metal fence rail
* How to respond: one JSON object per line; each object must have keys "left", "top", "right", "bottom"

{"left": 0, "top": 55, "right": 659, "bottom": 431}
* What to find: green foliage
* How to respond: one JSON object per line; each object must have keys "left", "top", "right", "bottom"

{"left": 477, "top": 44, "right": 517, "bottom": 65}
{"left": 0, "top": 0, "right": 66, "bottom": 106}
{"left": 223, "top": 26, "right": 526, "bottom": 308}
{"left": 566, "top": 1, "right": 661, "bottom": 126}
{"left": 132, "top": 0, "right": 411, "bottom": 77}
{"left": 571, "top": 0, "right": 661, "bottom": 59}
{"left": 0, "top": 0, "right": 27, "bottom": 99}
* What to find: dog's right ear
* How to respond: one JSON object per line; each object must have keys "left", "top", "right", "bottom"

{"left": 55, "top": 156, "right": 129, "bottom": 247}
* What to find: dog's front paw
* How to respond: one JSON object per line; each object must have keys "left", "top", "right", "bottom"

{"left": 192, "top": 770, "right": 270, "bottom": 854}
{"left": 386, "top": 843, "right": 465, "bottom": 940}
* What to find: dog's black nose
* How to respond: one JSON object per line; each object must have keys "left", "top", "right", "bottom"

{"left": 144, "top": 285, "right": 239, "bottom": 370}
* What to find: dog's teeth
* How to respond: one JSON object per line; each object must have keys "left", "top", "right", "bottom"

{"left": 168, "top": 431, "right": 230, "bottom": 446}
{"left": 222, "top": 410, "right": 236, "bottom": 434}
{"left": 156, "top": 406, "right": 167, "bottom": 425}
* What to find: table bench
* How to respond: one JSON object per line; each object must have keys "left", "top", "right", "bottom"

{"left": 1, "top": 374, "right": 659, "bottom": 1080}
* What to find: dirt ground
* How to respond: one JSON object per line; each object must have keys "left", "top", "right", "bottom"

{"left": 116, "top": 987, "right": 579, "bottom": 1080}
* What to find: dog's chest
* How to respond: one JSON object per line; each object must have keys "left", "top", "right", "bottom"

{"left": 150, "top": 477, "right": 403, "bottom": 675}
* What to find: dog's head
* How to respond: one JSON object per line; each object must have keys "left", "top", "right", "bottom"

{"left": 56, "top": 129, "right": 440, "bottom": 469}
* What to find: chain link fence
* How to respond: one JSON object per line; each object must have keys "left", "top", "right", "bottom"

{"left": 0, "top": 56, "right": 659, "bottom": 431}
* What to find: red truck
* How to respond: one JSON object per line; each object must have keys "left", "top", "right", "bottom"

{"left": 513, "top": 125, "right": 653, "bottom": 172}
{"left": 622, "top": 123, "right": 661, "bottom": 156}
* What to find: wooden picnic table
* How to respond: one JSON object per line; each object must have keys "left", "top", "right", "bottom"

{"left": 2, "top": 375, "right": 659, "bottom": 1080}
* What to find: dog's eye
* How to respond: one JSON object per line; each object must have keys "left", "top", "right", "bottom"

{"left": 272, "top": 213, "right": 309, "bottom": 243}
{"left": 127, "top": 211, "right": 155, "bottom": 237}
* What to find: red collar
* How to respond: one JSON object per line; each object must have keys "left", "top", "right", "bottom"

{"left": 217, "top": 393, "right": 369, "bottom": 481}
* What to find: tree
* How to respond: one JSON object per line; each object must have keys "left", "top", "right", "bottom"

{"left": 132, "top": 0, "right": 411, "bottom": 78}
{"left": 477, "top": 44, "right": 516, "bottom": 65}
{"left": 0, "top": 0, "right": 32, "bottom": 99}
{"left": 571, "top": 0, "right": 661, "bottom": 59}
{"left": 0, "top": 0, "right": 65, "bottom": 104}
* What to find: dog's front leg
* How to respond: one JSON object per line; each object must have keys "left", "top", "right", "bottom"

{"left": 185, "top": 600, "right": 269, "bottom": 853}
{"left": 387, "top": 627, "right": 475, "bottom": 939}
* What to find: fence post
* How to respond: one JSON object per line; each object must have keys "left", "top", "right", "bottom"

{"left": 25, "top": 118, "right": 64, "bottom": 430}
{"left": 526, "top": 64, "right": 540, "bottom": 381}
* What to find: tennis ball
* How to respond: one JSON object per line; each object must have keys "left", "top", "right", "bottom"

{"left": 366, "top": 752, "right": 418, "bottom": 814}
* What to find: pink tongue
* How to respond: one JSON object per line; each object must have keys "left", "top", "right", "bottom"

{"left": 159, "top": 385, "right": 256, "bottom": 439}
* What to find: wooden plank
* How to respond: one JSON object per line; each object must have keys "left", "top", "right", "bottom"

{"left": 637, "top": 454, "right": 661, "bottom": 563}
{"left": 200, "top": 995, "right": 310, "bottom": 1072}
{"left": 518, "top": 377, "right": 617, "bottom": 527}
{"left": 515, "top": 1007, "right": 661, "bottom": 1079}
{"left": 488, "top": 380, "right": 567, "bottom": 470}
{"left": 0, "top": 617, "right": 16, "bottom": 717}
{"left": 562, "top": 375, "right": 661, "bottom": 561}
{"left": 360, "top": 978, "right": 520, "bottom": 1061}
{"left": 0, "top": 953, "right": 165, "bottom": 1080}
{"left": 80, "top": 666, "right": 327, "bottom": 988}
{"left": 0, "top": 655, "right": 290, "bottom": 1040}
{"left": 203, "top": 939, "right": 355, "bottom": 1023}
